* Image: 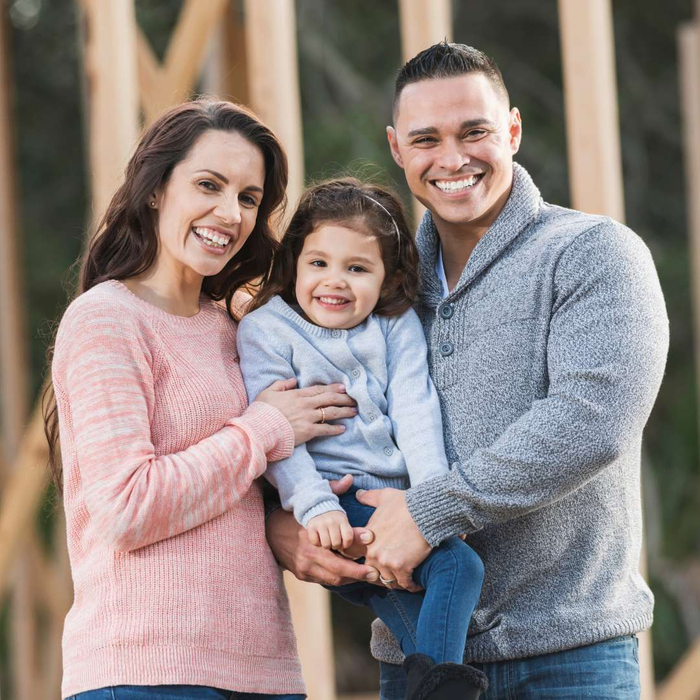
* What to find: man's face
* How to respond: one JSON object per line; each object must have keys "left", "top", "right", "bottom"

{"left": 387, "top": 73, "right": 522, "bottom": 235}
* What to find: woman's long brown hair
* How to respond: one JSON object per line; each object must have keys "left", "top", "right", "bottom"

{"left": 43, "top": 99, "right": 288, "bottom": 492}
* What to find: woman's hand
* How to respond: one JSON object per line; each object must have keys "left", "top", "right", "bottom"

{"left": 255, "top": 378, "right": 357, "bottom": 446}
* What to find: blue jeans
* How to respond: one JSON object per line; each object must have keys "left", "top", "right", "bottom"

{"left": 378, "top": 635, "right": 641, "bottom": 699}
{"left": 326, "top": 488, "right": 484, "bottom": 664}
{"left": 68, "top": 687, "right": 304, "bottom": 699}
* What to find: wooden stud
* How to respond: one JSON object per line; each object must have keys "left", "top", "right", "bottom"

{"left": 558, "top": 2, "right": 657, "bottom": 697}
{"left": 0, "top": 409, "right": 49, "bottom": 599}
{"left": 666, "top": 22, "right": 700, "bottom": 700}
{"left": 201, "top": 0, "right": 249, "bottom": 105}
{"left": 162, "top": 0, "right": 230, "bottom": 104}
{"left": 397, "top": 0, "right": 452, "bottom": 226}
{"left": 658, "top": 636, "right": 700, "bottom": 700}
{"left": 558, "top": 0, "right": 625, "bottom": 221}
{"left": 244, "top": 0, "right": 304, "bottom": 209}
{"left": 81, "top": 0, "right": 140, "bottom": 223}
{"left": 0, "top": 7, "right": 37, "bottom": 699}
{"left": 0, "top": 0, "right": 28, "bottom": 468}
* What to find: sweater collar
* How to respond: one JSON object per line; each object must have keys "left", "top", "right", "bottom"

{"left": 268, "top": 295, "right": 369, "bottom": 338}
{"left": 416, "top": 162, "right": 542, "bottom": 305}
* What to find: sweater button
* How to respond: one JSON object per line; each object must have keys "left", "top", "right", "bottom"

{"left": 440, "top": 341, "right": 454, "bottom": 356}
{"left": 331, "top": 330, "right": 342, "bottom": 339}
{"left": 368, "top": 413, "right": 377, "bottom": 421}
{"left": 440, "top": 303, "right": 454, "bottom": 319}
{"left": 352, "top": 369, "right": 361, "bottom": 378}
{"left": 383, "top": 446, "right": 394, "bottom": 456}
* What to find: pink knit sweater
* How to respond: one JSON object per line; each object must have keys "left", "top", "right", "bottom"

{"left": 52, "top": 280, "right": 304, "bottom": 698}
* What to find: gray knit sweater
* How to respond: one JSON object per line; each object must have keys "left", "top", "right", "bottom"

{"left": 370, "top": 163, "right": 669, "bottom": 664}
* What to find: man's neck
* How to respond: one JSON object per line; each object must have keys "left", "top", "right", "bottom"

{"left": 438, "top": 228, "right": 483, "bottom": 293}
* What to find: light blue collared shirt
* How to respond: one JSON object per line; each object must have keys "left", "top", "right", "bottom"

{"left": 435, "top": 241, "right": 449, "bottom": 299}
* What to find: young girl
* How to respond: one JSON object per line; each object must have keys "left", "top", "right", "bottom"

{"left": 237, "top": 179, "right": 488, "bottom": 700}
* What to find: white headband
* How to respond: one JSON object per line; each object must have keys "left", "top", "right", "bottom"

{"left": 363, "top": 194, "right": 401, "bottom": 253}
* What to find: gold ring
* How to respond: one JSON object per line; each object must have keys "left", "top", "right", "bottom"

{"left": 319, "top": 407, "right": 326, "bottom": 424}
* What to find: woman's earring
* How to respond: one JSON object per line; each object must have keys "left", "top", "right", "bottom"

{"left": 149, "top": 201, "right": 156, "bottom": 208}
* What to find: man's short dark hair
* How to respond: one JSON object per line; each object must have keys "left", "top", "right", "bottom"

{"left": 393, "top": 41, "right": 509, "bottom": 118}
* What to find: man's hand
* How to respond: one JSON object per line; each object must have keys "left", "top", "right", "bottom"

{"left": 356, "top": 487, "right": 430, "bottom": 593}
{"left": 307, "top": 510, "right": 354, "bottom": 549}
{"left": 265, "top": 475, "right": 377, "bottom": 586}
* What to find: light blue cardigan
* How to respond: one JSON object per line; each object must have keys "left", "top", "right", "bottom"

{"left": 236, "top": 296, "right": 449, "bottom": 526}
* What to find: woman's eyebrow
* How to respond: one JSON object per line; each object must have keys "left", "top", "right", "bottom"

{"left": 195, "top": 169, "right": 263, "bottom": 194}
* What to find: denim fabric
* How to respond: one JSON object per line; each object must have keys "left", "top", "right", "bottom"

{"left": 68, "top": 687, "right": 304, "bottom": 700}
{"left": 327, "top": 489, "right": 483, "bottom": 664}
{"left": 379, "top": 635, "right": 640, "bottom": 700}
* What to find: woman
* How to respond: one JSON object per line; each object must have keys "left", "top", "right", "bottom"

{"left": 44, "top": 99, "right": 357, "bottom": 700}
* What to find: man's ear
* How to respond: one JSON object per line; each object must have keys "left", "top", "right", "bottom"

{"left": 386, "top": 126, "right": 404, "bottom": 169}
{"left": 509, "top": 108, "right": 522, "bottom": 155}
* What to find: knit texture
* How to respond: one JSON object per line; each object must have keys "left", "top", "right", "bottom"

{"left": 370, "top": 163, "right": 669, "bottom": 664}
{"left": 53, "top": 280, "right": 304, "bottom": 698}
{"left": 237, "top": 298, "right": 449, "bottom": 526}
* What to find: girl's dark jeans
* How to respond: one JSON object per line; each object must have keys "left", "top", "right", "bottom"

{"left": 325, "top": 487, "right": 484, "bottom": 664}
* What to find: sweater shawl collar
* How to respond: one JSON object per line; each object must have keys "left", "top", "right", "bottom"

{"left": 416, "top": 162, "right": 543, "bottom": 306}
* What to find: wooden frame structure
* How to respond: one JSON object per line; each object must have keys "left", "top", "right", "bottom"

{"left": 1, "top": 0, "right": 696, "bottom": 698}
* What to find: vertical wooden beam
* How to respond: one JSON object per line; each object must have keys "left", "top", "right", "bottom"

{"left": 82, "top": 0, "right": 139, "bottom": 223}
{"left": 0, "top": 0, "right": 28, "bottom": 471}
{"left": 681, "top": 15, "right": 700, "bottom": 473}
{"left": 558, "top": 2, "right": 655, "bottom": 698}
{"left": 202, "top": 0, "right": 249, "bottom": 105}
{"left": 244, "top": 5, "right": 334, "bottom": 698}
{"left": 244, "top": 0, "right": 304, "bottom": 208}
{"left": 397, "top": 0, "right": 452, "bottom": 225}
{"left": 671, "top": 24, "right": 700, "bottom": 700}
{"left": 0, "top": 7, "right": 37, "bottom": 700}
{"left": 558, "top": 0, "right": 625, "bottom": 221}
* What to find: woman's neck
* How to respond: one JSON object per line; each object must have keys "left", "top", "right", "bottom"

{"left": 123, "top": 261, "right": 203, "bottom": 317}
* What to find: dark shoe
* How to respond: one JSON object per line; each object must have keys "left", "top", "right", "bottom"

{"left": 403, "top": 652, "right": 488, "bottom": 700}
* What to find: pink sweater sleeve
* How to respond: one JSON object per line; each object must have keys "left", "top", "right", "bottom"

{"left": 54, "top": 303, "right": 294, "bottom": 552}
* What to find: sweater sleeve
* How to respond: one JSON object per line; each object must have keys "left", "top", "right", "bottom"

{"left": 385, "top": 309, "right": 450, "bottom": 485}
{"left": 237, "top": 313, "right": 344, "bottom": 527}
{"left": 406, "top": 222, "right": 669, "bottom": 546}
{"left": 54, "top": 301, "right": 294, "bottom": 552}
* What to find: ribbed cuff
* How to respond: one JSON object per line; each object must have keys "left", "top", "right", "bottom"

{"left": 300, "top": 499, "right": 345, "bottom": 528}
{"left": 230, "top": 401, "right": 295, "bottom": 461}
{"left": 405, "top": 472, "right": 478, "bottom": 547}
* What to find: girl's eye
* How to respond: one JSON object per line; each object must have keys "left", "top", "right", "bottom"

{"left": 310, "top": 260, "right": 327, "bottom": 267}
{"left": 349, "top": 265, "right": 367, "bottom": 273}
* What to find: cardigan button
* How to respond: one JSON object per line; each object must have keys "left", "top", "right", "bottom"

{"left": 439, "top": 303, "right": 454, "bottom": 319}
{"left": 440, "top": 341, "right": 454, "bottom": 356}
{"left": 383, "top": 446, "right": 394, "bottom": 456}
{"left": 352, "top": 369, "right": 361, "bottom": 378}
{"left": 331, "top": 330, "right": 342, "bottom": 339}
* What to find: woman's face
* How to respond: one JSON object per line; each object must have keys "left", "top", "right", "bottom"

{"left": 152, "top": 129, "right": 266, "bottom": 282}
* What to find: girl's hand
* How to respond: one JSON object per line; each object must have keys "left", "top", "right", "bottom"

{"left": 255, "top": 379, "right": 357, "bottom": 446}
{"left": 307, "top": 510, "right": 354, "bottom": 550}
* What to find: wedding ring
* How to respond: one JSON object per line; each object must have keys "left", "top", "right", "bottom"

{"left": 379, "top": 576, "right": 396, "bottom": 585}
{"left": 319, "top": 407, "right": 326, "bottom": 424}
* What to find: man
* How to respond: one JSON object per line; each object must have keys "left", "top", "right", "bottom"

{"left": 266, "top": 42, "right": 668, "bottom": 699}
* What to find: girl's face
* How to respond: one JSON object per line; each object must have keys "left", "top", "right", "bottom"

{"left": 295, "top": 223, "right": 386, "bottom": 329}
{"left": 152, "top": 129, "right": 265, "bottom": 283}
